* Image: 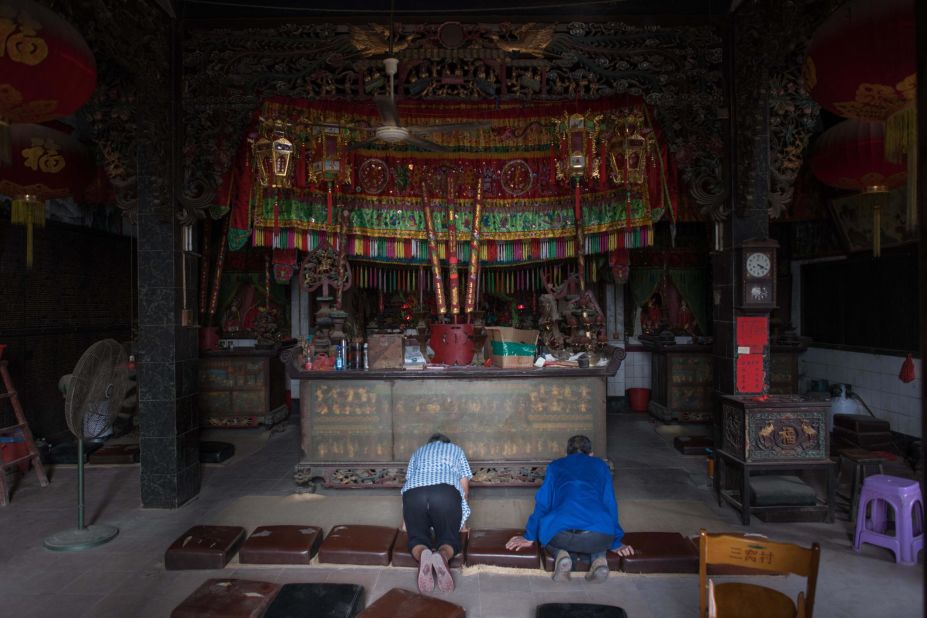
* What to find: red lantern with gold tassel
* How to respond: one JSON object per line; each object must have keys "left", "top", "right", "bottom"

{"left": 0, "top": 123, "right": 92, "bottom": 266}
{"left": 804, "top": 0, "right": 914, "bottom": 121}
{"left": 809, "top": 119, "right": 905, "bottom": 256}
{"left": 804, "top": 0, "right": 916, "bottom": 230}
{"left": 0, "top": 0, "right": 96, "bottom": 163}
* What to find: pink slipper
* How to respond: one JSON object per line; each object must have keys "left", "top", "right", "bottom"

{"left": 417, "top": 548, "right": 435, "bottom": 593}
{"left": 431, "top": 550, "right": 455, "bottom": 593}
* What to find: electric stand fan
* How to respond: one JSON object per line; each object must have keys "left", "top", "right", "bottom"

{"left": 44, "top": 339, "right": 128, "bottom": 551}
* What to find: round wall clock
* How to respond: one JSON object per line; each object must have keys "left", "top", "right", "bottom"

{"left": 745, "top": 252, "right": 771, "bottom": 278}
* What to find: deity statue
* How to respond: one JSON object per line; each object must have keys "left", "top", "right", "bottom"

{"left": 222, "top": 297, "right": 242, "bottom": 335}
{"left": 640, "top": 292, "right": 664, "bottom": 335}
{"left": 677, "top": 299, "right": 698, "bottom": 336}
{"left": 538, "top": 292, "right": 565, "bottom": 353}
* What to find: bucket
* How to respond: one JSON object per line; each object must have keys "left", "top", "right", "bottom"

{"left": 429, "top": 324, "right": 475, "bottom": 366}
{"left": 627, "top": 388, "right": 651, "bottom": 413}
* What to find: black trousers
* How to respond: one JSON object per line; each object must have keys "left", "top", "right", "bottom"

{"left": 402, "top": 484, "right": 462, "bottom": 555}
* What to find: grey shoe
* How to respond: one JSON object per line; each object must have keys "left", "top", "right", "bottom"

{"left": 585, "top": 556, "right": 609, "bottom": 583}
{"left": 552, "top": 550, "right": 572, "bottom": 582}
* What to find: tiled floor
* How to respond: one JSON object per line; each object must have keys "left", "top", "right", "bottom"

{"left": 0, "top": 410, "right": 922, "bottom": 617}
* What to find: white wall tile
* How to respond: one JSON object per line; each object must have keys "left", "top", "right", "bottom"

{"left": 859, "top": 370, "right": 880, "bottom": 390}
{"left": 878, "top": 355, "right": 901, "bottom": 374}
{"left": 902, "top": 396, "right": 921, "bottom": 417}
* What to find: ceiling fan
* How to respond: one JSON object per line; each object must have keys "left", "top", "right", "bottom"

{"left": 352, "top": 56, "right": 491, "bottom": 153}
{"left": 341, "top": 1, "right": 489, "bottom": 152}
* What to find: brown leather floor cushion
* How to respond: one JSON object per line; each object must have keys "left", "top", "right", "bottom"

{"left": 357, "top": 588, "right": 465, "bottom": 618}
{"left": 536, "top": 603, "right": 629, "bottom": 618}
{"left": 88, "top": 444, "right": 140, "bottom": 464}
{"left": 541, "top": 548, "right": 621, "bottom": 572}
{"left": 391, "top": 530, "right": 467, "bottom": 568}
{"left": 465, "top": 528, "right": 541, "bottom": 569}
{"left": 618, "top": 532, "right": 699, "bottom": 574}
{"left": 318, "top": 525, "right": 398, "bottom": 566}
{"left": 673, "top": 436, "right": 714, "bottom": 456}
{"left": 833, "top": 414, "right": 890, "bottom": 433}
{"left": 170, "top": 579, "right": 280, "bottom": 618}
{"left": 263, "top": 583, "right": 365, "bottom": 618}
{"left": 165, "top": 525, "right": 246, "bottom": 570}
{"left": 239, "top": 525, "right": 323, "bottom": 565}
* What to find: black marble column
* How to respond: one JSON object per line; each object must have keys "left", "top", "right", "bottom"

{"left": 137, "top": 196, "right": 201, "bottom": 508}
{"left": 712, "top": 0, "right": 775, "bottom": 396}
{"left": 137, "top": 20, "right": 201, "bottom": 509}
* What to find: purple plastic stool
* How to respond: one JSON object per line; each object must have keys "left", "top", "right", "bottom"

{"left": 853, "top": 474, "right": 924, "bottom": 565}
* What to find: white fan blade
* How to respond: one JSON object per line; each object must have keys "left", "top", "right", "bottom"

{"left": 404, "top": 134, "right": 452, "bottom": 153}
{"left": 408, "top": 121, "right": 491, "bottom": 135}
{"left": 374, "top": 95, "right": 400, "bottom": 127}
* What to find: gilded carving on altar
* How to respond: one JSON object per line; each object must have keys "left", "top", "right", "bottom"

{"left": 747, "top": 413, "right": 825, "bottom": 461}
{"left": 302, "top": 381, "right": 392, "bottom": 462}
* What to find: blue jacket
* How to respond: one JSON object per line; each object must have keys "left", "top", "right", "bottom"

{"left": 523, "top": 453, "right": 624, "bottom": 549}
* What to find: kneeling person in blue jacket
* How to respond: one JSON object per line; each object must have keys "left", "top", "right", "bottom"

{"left": 506, "top": 435, "right": 634, "bottom": 582}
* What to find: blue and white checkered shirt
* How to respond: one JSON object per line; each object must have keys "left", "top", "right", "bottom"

{"left": 401, "top": 441, "right": 473, "bottom": 529}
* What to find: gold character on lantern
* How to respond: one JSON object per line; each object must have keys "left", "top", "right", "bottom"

{"left": 0, "top": 10, "right": 49, "bottom": 66}
{"left": 21, "top": 137, "right": 65, "bottom": 173}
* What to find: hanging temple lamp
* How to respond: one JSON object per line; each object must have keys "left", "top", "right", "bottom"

{"left": 809, "top": 118, "right": 906, "bottom": 257}
{"left": 0, "top": 123, "right": 92, "bottom": 266}
{"left": 0, "top": 0, "right": 96, "bottom": 164}
{"left": 252, "top": 120, "right": 294, "bottom": 189}
{"left": 804, "top": 0, "right": 916, "bottom": 232}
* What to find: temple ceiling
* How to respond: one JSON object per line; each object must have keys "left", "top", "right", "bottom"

{"left": 181, "top": 18, "right": 727, "bottom": 220}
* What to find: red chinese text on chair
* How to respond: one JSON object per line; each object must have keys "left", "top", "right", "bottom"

{"left": 699, "top": 529, "right": 821, "bottom": 618}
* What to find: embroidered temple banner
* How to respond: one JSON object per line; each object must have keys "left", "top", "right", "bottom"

{"left": 223, "top": 97, "right": 679, "bottom": 264}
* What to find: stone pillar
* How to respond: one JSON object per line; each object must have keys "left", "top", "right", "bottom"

{"left": 713, "top": 3, "right": 774, "bottom": 403}
{"left": 137, "top": 20, "right": 201, "bottom": 508}
{"left": 137, "top": 208, "right": 201, "bottom": 508}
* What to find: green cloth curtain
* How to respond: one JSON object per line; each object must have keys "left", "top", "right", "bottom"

{"left": 629, "top": 267, "right": 709, "bottom": 335}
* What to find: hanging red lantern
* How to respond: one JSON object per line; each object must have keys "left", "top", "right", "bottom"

{"left": 809, "top": 119, "right": 905, "bottom": 257}
{"left": 804, "top": 0, "right": 917, "bottom": 231}
{"left": 804, "top": 0, "right": 914, "bottom": 123}
{"left": 0, "top": 123, "right": 93, "bottom": 266}
{"left": 0, "top": 0, "right": 97, "bottom": 162}
{"left": 809, "top": 120, "right": 905, "bottom": 192}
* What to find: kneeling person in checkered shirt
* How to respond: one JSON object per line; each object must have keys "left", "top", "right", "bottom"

{"left": 401, "top": 433, "right": 472, "bottom": 594}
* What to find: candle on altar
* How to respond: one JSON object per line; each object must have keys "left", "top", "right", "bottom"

{"left": 422, "top": 184, "right": 447, "bottom": 316}
{"left": 465, "top": 183, "right": 483, "bottom": 316}
{"left": 447, "top": 178, "right": 460, "bottom": 320}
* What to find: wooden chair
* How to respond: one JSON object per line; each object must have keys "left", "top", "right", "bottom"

{"left": 698, "top": 529, "right": 821, "bottom": 618}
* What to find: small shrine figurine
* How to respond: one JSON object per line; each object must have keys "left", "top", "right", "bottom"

{"left": 252, "top": 306, "right": 282, "bottom": 346}
{"left": 677, "top": 299, "right": 698, "bottom": 336}
{"left": 222, "top": 297, "right": 242, "bottom": 335}
{"left": 640, "top": 292, "right": 664, "bottom": 335}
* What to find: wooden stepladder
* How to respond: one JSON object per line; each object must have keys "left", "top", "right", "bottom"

{"left": 0, "top": 360, "right": 49, "bottom": 505}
